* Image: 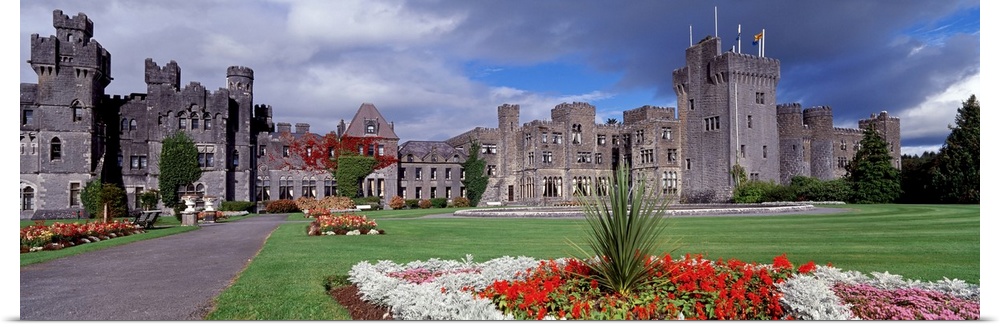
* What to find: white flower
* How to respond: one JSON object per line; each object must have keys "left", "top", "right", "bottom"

{"left": 368, "top": 229, "right": 381, "bottom": 235}
{"left": 346, "top": 230, "right": 361, "bottom": 236}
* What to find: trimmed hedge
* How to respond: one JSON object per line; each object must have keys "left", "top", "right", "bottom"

{"left": 220, "top": 201, "right": 255, "bottom": 212}
{"left": 430, "top": 198, "right": 448, "bottom": 208}
{"left": 265, "top": 199, "right": 299, "bottom": 213}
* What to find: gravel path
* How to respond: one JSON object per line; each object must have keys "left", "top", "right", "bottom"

{"left": 20, "top": 214, "right": 288, "bottom": 320}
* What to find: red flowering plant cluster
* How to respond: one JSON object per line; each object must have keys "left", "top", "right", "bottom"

{"left": 269, "top": 132, "right": 398, "bottom": 172}
{"left": 20, "top": 220, "right": 144, "bottom": 253}
{"left": 196, "top": 211, "right": 226, "bottom": 221}
{"left": 308, "top": 214, "right": 384, "bottom": 235}
{"left": 475, "top": 253, "right": 816, "bottom": 320}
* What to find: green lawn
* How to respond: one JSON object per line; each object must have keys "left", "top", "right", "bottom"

{"left": 206, "top": 204, "right": 979, "bottom": 320}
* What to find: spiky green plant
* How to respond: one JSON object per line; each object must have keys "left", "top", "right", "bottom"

{"left": 570, "top": 165, "right": 673, "bottom": 296}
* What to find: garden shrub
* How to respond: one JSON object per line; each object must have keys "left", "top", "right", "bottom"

{"left": 220, "top": 201, "right": 254, "bottom": 212}
{"left": 418, "top": 199, "right": 432, "bottom": 209}
{"left": 265, "top": 199, "right": 299, "bottom": 213}
{"left": 430, "top": 197, "right": 448, "bottom": 208}
{"left": 81, "top": 181, "right": 128, "bottom": 219}
{"left": 732, "top": 180, "right": 779, "bottom": 203}
{"left": 763, "top": 184, "right": 798, "bottom": 202}
{"left": 138, "top": 189, "right": 161, "bottom": 210}
{"left": 389, "top": 196, "right": 406, "bottom": 210}
{"left": 336, "top": 155, "right": 376, "bottom": 198}
{"left": 405, "top": 199, "right": 419, "bottom": 209}
{"left": 451, "top": 197, "right": 471, "bottom": 208}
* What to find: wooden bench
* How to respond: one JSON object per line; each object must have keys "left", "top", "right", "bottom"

{"left": 132, "top": 210, "right": 161, "bottom": 229}
{"left": 485, "top": 201, "right": 502, "bottom": 206}
{"left": 355, "top": 205, "right": 373, "bottom": 211}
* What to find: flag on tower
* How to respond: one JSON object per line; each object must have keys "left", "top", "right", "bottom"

{"left": 753, "top": 31, "right": 763, "bottom": 45}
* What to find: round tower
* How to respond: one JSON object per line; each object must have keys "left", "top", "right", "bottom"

{"left": 776, "top": 103, "right": 807, "bottom": 184}
{"left": 226, "top": 66, "right": 254, "bottom": 97}
{"left": 803, "top": 106, "right": 835, "bottom": 180}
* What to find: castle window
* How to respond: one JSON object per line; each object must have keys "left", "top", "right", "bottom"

{"left": 21, "top": 186, "right": 34, "bottom": 210}
{"left": 640, "top": 149, "right": 654, "bottom": 164}
{"left": 282, "top": 146, "right": 290, "bottom": 157}
{"left": 577, "top": 152, "right": 592, "bottom": 163}
{"left": 571, "top": 124, "right": 582, "bottom": 144}
{"left": 750, "top": 173, "right": 760, "bottom": 181}
{"left": 553, "top": 133, "right": 563, "bottom": 144}
{"left": 366, "top": 123, "right": 376, "bottom": 134}
{"left": 400, "top": 168, "right": 407, "bottom": 179}
{"left": 596, "top": 152, "right": 603, "bottom": 164}
{"left": 130, "top": 155, "right": 148, "bottom": 169}
{"left": 415, "top": 187, "right": 422, "bottom": 199}
{"left": 527, "top": 152, "right": 535, "bottom": 165}
{"left": 461, "top": 168, "right": 466, "bottom": 180}
{"left": 198, "top": 145, "right": 215, "bottom": 168}
{"left": 301, "top": 178, "right": 316, "bottom": 198}
{"left": 542, "top": 132, "right": 548, "bottom": 143}
{"left": 179, "top": 117, "right": 187, "bottom": 129}
{"left": 278, "top": 178, "right": 292, "bottom": 200}
{"left": 755, "top": 92, "right": 766, "bottom": 105}
{"left": 487, "top": 165, "right": 497, "bottom": 176}
{"left": 232, "top": 150, "right": 240, "bottom": 168}
{"left": 524, "top": 133, "right": 532, "bottom": 146}
{"left": 446, "top": 168, "right": 452, "bottom": 180}
{"left": 378, "top": 145, "right": 385, "bottom": 156}
{"left": 747, "top": 115, "right": 753, "bottom": 129}
{"left": 368, "top": 144, "right": 375, "bottom": 156}
{"left": 482, "top": 144, "right": 498, "bottom": 154}
{"left": 668, "top": 149, "right": 678, "bottom": 162}
{"left": 841, "top": 140, "right": 847, "bottom": 150}
{"left": 661, "top": 127, "right": 672, "bottom": 140}
{"left": 50, "top": 137, "right": 62, "bottom": 161}
{"left": 121, "top": 119, "right": 129, "bottom": 131}
{"left": 190, "top": 113, "right": 199, "bottom": 129}
{"left": 70, "top": 182, "right": 82, "bottom": 207}
{"left": 686, "top": 159, "right": 691, "bottom": 170}
{"left": 130, "top": 119, "right": 137, "bottom": 131}
{"left": 117, "top": 153, "right": 123, "bottom": 167}
{"left": 431, "top": 168, "right": 438, "bottom": 180}
{"left": 407, "top": 154, "right": 414, "bottom": 162}
{"left": 446, "top": 187, "right": 452, "bottom": 199}
{"left": 689, "top": 99, "right": 695, "bottom": 111}
{"left": 542, "top": 151, "right": 553, "bottom": 164}
{"left": 22, "top": 110, "right": 33, "bottom": 125}
{"left": 256, "top": 178, "right": 271, "bottom": 201}
{"left": 259, "top": 144, "right": 267, "bottom": 157}
{"left": 431, "top": 187, "right": 437, "bottom": 198}
{"left": 636, "top": 130, "right": 645, "bottom": 143}
{"left": 204, "top": 114, "right": 212, "bottom": 130}
{"left": 415, "top": 168, "right": 422, "bottom": 180}
{"left": 73, "top": 107, "right": 83, "bottom": 122}
{"left": 763, "top": 146, "right": 768, "bottom": 159}
{"left": 741, "top": 145, "right": 746, "bottom": 158}
{"left": 324, "top": 178, "right": 335, "bottom": 197}
{"left": 597, "top": 134, "right": 606, "bottom": 145}
{"left": 704, "top": 116, "right": 720, "bottom": 131}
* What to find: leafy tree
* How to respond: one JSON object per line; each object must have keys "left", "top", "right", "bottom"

{"left": 605, "top": 118, "right": 620, "bottom": 125}
{"left": 461, "top": 140, "right": 488, "bottom": 206}
{"left": 900, "top": 152, "right": 940, "bottom": 204}
{"left": 932, "top": 95, "right": 979, "bottom": 204}
{"left": 81, "top": 180, "right": 128, "bottom": 219}
{"left": 159, "top": 131, "right": 202, "bottom": 207}
{"left": 845, "top": 125, "right": 901, "bottom": 203}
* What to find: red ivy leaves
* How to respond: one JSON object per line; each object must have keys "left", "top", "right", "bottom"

{"left": 272, "top": 132, "right": 397, "bottom": 172}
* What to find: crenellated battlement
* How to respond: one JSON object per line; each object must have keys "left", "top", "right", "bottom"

{"left": 860, "top": 111, "right": 901, "bottom": 122}
{"left": 776, "top": 103, "right": 803, "bottom": 115}
{"left": 52, "top": 10, "right": 93, "bottom": 38}
{"left": 802, "top": 106, "right": 833, "bottom": 118}
{"left": 226, "top": 66, "right": 254, "bottom": 79}
{"left": 833, "top": 127, "right": 864, "bottom": 134}
{"left": 623, "top": 105, "right": 677, "bottom": 124}
{"left": 145, "top": 58, "right": 181, "bottom": 87}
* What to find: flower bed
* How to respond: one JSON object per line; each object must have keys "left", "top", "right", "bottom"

{"left": 20, "top": 220, "right": 145, "bottom": 253}
{"left": 197, "top": 211, "right": 227, "bottom": 221}
{"left": 307, "top": 214, "right": 384, "bottom": 236}
{"left": 347, "top": 255, "right": 980, "bottom": 320}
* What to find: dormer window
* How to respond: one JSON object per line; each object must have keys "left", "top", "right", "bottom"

{"left": 366, "top": 123, "right": 376, "bottom": 134}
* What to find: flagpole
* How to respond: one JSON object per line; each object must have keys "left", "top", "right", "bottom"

{"left": 737, "top": 24, "right": 741, "bottom": 54}
{"left": 762, "top": 28, "right": 766, "bottom": 57}
{"left": 689, "top": 24, "right": 693, "bottom": 47}
{"left": 714, "top": 6, "right": 718, "bottom": 37}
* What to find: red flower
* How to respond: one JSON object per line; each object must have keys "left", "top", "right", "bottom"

{"left": 798, "top": 261, "right": 817, "bottom": 274}
{"left": 772, "top": 254, "right": 793, "bottom": 270}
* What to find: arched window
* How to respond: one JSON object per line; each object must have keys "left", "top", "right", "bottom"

{"left": 121, "top": 118, "right": 129, "bottom": 131}
{"left": 366, "top": 123, "right": 376, "bottom": 134}
{"left": 50, "top": 137, "right": 62, "bottom": 160}
{"left": 190, "top": 112, "right": 199, "bottom": 129}
{"left": 232, "top": 150, "right": 239, "bottom": 168}
{"left": 204, "top": 113, "right": 212, "bottom": 130}
{"left": 129, "top": 119, "right": 137, "bottom": 131}
{"left": 407, "top": 154, "right": 414, "bottom": 162}
{"left": 196, "top": 183, "right": 205, "bottom": 197}
{"left": 21, "top": 186, "right": 34, "bottom": 210}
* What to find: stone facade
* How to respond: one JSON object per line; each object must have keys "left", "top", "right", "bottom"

{"left": 20, "top": 10, "right": 903, "bottom": 218}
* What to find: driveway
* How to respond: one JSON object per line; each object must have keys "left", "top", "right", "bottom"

{"left": 20, "top": 214, "right": 288, "bottom": 320}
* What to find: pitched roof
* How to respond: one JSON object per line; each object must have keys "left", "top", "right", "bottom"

{"left": 398, "top": 141, "right": 467, "bottom": 163}
{"left": 343, "top": 103, "right": 399, "bottom": 140}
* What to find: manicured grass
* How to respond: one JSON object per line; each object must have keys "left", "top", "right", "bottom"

{"left": 284, "top": 207, "right": 467, "bottom": 221}
{"left": 207, "top": 204, "right": 978, "bottom": 320}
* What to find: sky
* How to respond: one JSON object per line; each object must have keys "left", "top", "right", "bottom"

{"left": 15, "top": 0, "right": 982, "bottom": 155}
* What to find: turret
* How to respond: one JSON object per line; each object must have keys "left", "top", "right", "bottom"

{"left": 52, "top": 10, "right": 94, "bottom": 43}
{"left": 145, "top": 59, "right": 181, "bottom": 90}
{"left": 498, "top": 104, "right": 520, "bottom": 132}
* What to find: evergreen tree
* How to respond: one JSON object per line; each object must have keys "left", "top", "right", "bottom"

{"left": 461, "top": 140, "right": 488, "bottom": 206}
{"left": 899, "top": 151, "right": 940, "bottom": 204}
{"left": 845, "top": 125, "right": 901, "bottom": 203}
{"left": 933, "top": 94, "right": 980, "bottom": 203}
{"left": 159, "top": 131, "right": 202, "bottom": 207}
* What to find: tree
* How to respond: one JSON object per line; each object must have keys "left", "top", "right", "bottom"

{"left": 159, "top": 131, "right": 202, "bottom": 207}
{"left": 845, "top": 125, "right": 901, "bottom": 203}
{"left": 605, "top": 118, "right": 620, "bottom": 125}
{"left": 900, "top": 151, "right": 940, "bottom": 204}
{"left": 81, "top": 180, "right": 128, "bottom": 219}
{"left": 461, "top": 140, "right": 488, "bottom": 206}
{"left": 932, "top": 95, "right": 979, "bottom": 204}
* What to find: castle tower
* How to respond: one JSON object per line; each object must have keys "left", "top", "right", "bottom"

{"left": 497, "top": 104, "right": 521, "bottom": 202}
{"left": 22, "top": 10, "right": 114, "bottom": 218}
{"left": 777, "top": 103, "right": 809, "bottom": 184}
{"left": 672, "top": 36, "right": 780, "bottom": 202}
{"left": 803, "top": 106, "right": 835, "bottom": 180}
{"left": 859, "top": 111, "right": 902, "bottom": 169}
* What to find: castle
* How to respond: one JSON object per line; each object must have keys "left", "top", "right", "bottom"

{"left": 20, "top": 10, "right": 900, "bottom": 218}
